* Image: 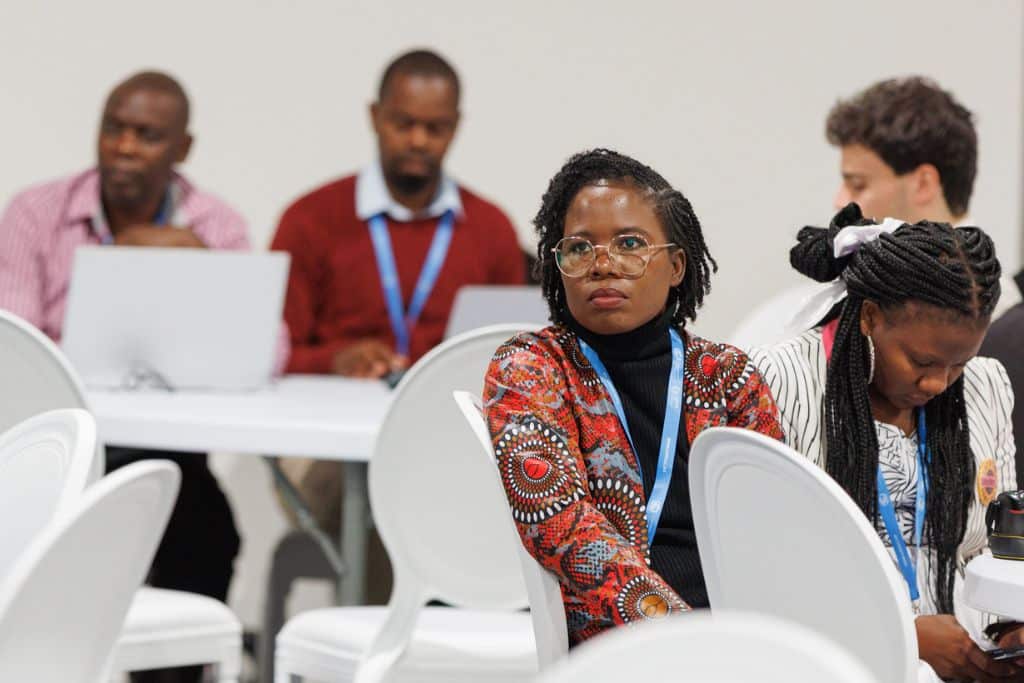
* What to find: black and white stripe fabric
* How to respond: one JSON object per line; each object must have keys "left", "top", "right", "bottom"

{"left": 749, "top": 328, "right": 1017, "bottom": 616}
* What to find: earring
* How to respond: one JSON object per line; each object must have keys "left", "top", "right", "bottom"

{"left": 865, "top": 334, "right": 876, "bottom": 384}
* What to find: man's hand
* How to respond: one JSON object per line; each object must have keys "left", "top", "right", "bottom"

{"left": 114, "top": 224, "right": 205, "bottom": 248}
{"left": 331, "top": 340, "right": 407, "bottom": 379}
{"left": 917, "top": 615, "right": 1022, "bottom": 681}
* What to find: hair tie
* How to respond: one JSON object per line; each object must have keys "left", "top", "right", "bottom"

{"left": 832, "top": 217, "right": 903, "bottom": 258}
{"left": 784, "top": 216, "right": 903, "bottom": 335}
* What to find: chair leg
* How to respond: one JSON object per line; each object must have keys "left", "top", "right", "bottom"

{"left": 259, "top": 530, "right": 338, "bottom": 683}
{"left": 353, "top": 578, "right": 426, "bottom": 683}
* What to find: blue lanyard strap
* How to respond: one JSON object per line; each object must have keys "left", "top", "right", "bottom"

{"left": 876, "top": 409, "right": 930, "bottom": 609}
{"left": 579, "top": 328, "right": 686, "bottom": 548}
{"left": 367, "top": 210, "right": 455, "bottom": 357}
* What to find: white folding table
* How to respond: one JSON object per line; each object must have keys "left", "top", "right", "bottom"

{"left": 88, "top": 374, "right": 393, "bottom": 605}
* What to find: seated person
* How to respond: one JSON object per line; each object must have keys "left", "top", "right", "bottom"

{"left": 0, "top": 71, "right": 248, "bottom": 683}
{"left": 980, "top": 274, "right": 1024, "bottom": 481}
{"left": 270, "top": 49, "right": 524, "bottom": 601}
{"left": 750, "top": 203, "right": 1024, "bottom": 682}
{"left": 272, "top": 48, "right": 524, "bottom": 378}
{"left": 484, "top": 148, "right": 783, "bottom": 645}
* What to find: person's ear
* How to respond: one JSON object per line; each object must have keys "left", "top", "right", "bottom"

{"left": 908, "top": 163, "right": 943, "bottom": 209}
{"left": 859, "top": 299, "right": 883, "bottom": 337}
{"left": 174, "top": 132, "right": 193, "bottom": 164}
{"left": 669, "top": 247, "right": 686, "bottom": 286}
{"left": 369, "top": 101, "right": 383, "bottom": 136}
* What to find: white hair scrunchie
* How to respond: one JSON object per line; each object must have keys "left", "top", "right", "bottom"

{"left": 784, "top": 217, "right": 904, "bottom": 335}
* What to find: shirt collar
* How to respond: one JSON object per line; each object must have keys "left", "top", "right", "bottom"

{"left": 355, "top": 159, "right": 462, "bottom": 222}
{"left": 68, "top": 168, "right": 186, "bottom": 241}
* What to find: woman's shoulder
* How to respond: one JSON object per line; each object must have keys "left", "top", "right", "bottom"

{"left": 746, "top": 328, "right": 824, "bottom": 380}
{"left": 489, "top": 325, "right": 577, "bottom": 370}
{"left": 685, "top": 332, "right": 754, "bottom": 367}
{"left": 964, "top": 355, "right": 1014, "bottom": 409}
{"left": 683, "top": 332, "right": 764, "bottom": 391}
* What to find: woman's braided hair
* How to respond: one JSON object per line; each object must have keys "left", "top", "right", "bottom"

{"left": 533, "top": 148, "right": 717, "bottom": 327}
{"left": 791, "top": 202, "right": 1001, "bottom": 613}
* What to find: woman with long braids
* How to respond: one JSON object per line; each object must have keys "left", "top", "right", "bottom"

{"left": 751, "top": 203, "right": 1023, "bottom": 681}
{"left": 484, "top": 149, "right": 783, "bottom": 645}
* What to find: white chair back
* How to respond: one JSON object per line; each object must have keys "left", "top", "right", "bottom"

{"left": 0, "top": 460, "right": 180, "bottom": 682}
{"left": 444, "top": 286, "right": 548, "bottom": 339}
{"left": 0, "top": 409, "right": 97, "bottom": 580}
{"left": 356, "top": 324, "right": 536, "bottom": 681}
{"left": 536, "top": 610, "right": 880, "bottom": 683}
{"left": 725, "top": 282, "right": 822, "bottom": 349}
{"left": 689, "top": 427, "right": 917, "bottom": 683}
{"left": 0, "top": 310, "right": 103, "bottom": 483}
{"left": 452, "top": 390, "right": 568, "bottom": 670}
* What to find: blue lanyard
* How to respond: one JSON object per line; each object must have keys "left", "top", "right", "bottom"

{"left": 579, "top": 329, "right": 686, "bottom": 548}
{"left": 876, "top": 409, "right": 930, "bottom": 610}
{"left": 367, "top": 210, "right": 455, "bottom": 357}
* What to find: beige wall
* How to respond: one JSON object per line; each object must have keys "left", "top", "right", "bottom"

{"left": 1, "top": 0, "right": 1020, "bottom": 339}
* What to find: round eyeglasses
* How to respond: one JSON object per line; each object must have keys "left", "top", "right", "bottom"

{"left": 552, "top": 233, "right": 678, "bottom": 278}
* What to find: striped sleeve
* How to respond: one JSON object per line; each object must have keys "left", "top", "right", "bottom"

{"left": 748, "top": 331, "right": 827, "bottom": 466}
{"left": 0, "top": 192, "right": 46, "bottom": 328}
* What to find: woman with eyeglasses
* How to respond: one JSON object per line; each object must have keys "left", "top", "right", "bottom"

{"left": 484, "top": 149, "right": 783, "bottom": 646}
{"left": 750, "top": 204, "right": 1022, "bottom": 682}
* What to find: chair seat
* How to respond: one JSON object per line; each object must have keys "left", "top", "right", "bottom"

{"left": 110, "top": 587, "right": 242, "bottom": 674}
{"left": 276, "top": 606, "right": 537, "bottom": 682}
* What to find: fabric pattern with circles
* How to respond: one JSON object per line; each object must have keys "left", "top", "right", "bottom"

{"left": 495, "top": 419, "right": 587, "bottom": 525}
{"left": 615, "top": 574, "right": 687, "bottom": 622}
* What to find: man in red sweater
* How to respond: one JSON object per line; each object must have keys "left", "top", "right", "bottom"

{"left": 272, "top": 49, "right": 524, "bottom": 379}
{"left": 270, "top": 49, "right": 524, "bottom": 601}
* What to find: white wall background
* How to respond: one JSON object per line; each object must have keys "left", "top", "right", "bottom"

{"left": 2, "top": 0, "right": 1020, "bottom": 340}
{"left": 2, "top": 0, "right": 1021, "bottom": 639}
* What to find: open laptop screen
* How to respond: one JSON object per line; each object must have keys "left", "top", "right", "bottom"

{"left": 62, "top": 247, "right": 288, "bottom": 391}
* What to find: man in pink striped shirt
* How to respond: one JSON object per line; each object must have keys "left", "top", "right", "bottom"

{"left": 0, "top": 71, "right": 242, "bottom": 683}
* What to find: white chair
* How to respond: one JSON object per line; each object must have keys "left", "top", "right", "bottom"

{"left": 688, "top": 427, "right": 919, "bottom": 683}
{"left": 725, "top": 282, "right": 822, "bottom": 350}
{"left": 452, "top": 390, "right": 569, "bottom": 671}
{"left": 444, "top": 286, "right": 548, "bottom": 338}
{"left": 0, "top": 309, "right": 243, "bottom": 680}
{"left": 0, "top": 409, "right": 97, "bottom": 579}
{"left": 0, "top": 309, "right": 103, "bottom": 483}
{"left": 535, "top": 610, "right": 880, "bottom": 683}
{"left": 275, "top": 324, "right": 538, "bottom": 683}
{"left": 0, "top": 460, "right": 180, "bottom": 682}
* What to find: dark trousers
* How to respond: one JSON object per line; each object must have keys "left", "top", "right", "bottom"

{"left": 107, "top": 447, "right": 241, "bottom": 683}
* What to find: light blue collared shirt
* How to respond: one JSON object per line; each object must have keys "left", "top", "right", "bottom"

{"left": 355, "top": 160, "right": 463, "bottom": 222}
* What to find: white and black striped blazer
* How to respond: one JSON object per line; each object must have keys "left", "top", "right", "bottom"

{"left": 750, "top": 328, "right": 1017, "bottom": 615}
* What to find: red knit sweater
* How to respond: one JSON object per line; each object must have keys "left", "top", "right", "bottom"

{"left": 272, "top": 175, "right": 526, "bottom": 373}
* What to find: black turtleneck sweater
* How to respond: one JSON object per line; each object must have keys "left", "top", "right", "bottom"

{"left": 567, "top": 309, "right": 708, "bottom": 608}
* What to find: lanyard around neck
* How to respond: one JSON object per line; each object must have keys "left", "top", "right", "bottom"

{"left": 367, "top": 210, "right": 455, "bottom": 357}
{"left": 820, "top": 319, "right": 931, "bottom": 609}
{"left": 876, "top": 409, "right": 930, "bottom": 611}
{"left": 578, "top": 328, "right": 686, "bottom": 548}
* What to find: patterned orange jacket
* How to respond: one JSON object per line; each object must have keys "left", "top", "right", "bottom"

{"left": 484, "top": 325, "right": 784, "bottom": 645}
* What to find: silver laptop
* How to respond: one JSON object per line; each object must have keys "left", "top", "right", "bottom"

{"left": 62, "top": 246, "right": 289, "bottom": 390}
{"left": 444, "top": 285, "right": 550, "bottom": 338}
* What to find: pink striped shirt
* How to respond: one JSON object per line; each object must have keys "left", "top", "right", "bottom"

{"left": 0, "top": 168, "right": 290, "bottom": 372}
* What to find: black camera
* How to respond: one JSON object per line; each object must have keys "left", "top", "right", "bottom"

{"left": 987, "top": 490, "right": 1024, "bottom": 561}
